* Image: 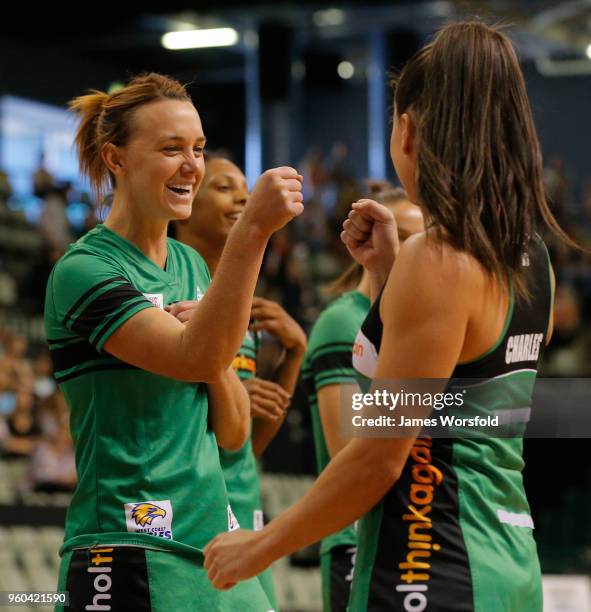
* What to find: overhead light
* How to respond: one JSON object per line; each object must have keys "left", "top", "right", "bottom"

{"left": 161, "top": 28, "right": 239, "bottom": 50}
{"left": 313, "top": 9, "right": 346, "bottom": 27}
{"left": 337, "top": 61, "right": 355, "bottom": 80}
{"left": 586, "top": 44, "right": 591, "bottom": 60}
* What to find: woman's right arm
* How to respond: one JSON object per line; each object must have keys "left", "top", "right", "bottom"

{"left": 102, "top": 168, "right": 303, "bottom": 382}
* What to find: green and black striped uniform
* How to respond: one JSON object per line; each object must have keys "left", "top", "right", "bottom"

{"left": 302, "top": 290, "right": 370, "bottom": 611}
{"left": 223, "top": 330, "right": 278, "bottom": 609}
{"left": 350, "top": 235, "right": 551, "bottom": 612}
{"left": 45, "top": 224, "right": 273, "bottom": 611}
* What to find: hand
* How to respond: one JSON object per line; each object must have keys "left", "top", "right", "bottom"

{"left": 250, "top": 297, "right": 307, "bottom": 353}
{"left": 204, "top": 529, "right": 270, "bottom": 590}
{"left": 243, "top": 377, "right": 290, "bottom": 421}
{"left": 165, "top": 300, "right": 199, "bottom": 324}
{"left": 241, "top": 167, "right": 304, "bottom": 237}
{"left": 341, "top": 199, "right": 399, "bottom": 280}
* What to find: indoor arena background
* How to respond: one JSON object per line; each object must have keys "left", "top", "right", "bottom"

{"left": 1, "top": 2, "right": 590, "bottom": 610}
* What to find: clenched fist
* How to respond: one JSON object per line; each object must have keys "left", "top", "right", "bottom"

{"left": 241, "top": 167, "right": 304, "bottom": 237}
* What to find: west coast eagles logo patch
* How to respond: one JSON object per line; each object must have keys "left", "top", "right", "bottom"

{"left": 131, "top": 502, "right": 167, "bottom": 526}
{"left": 124, "top": 500, "right": 173, "bottom": 540}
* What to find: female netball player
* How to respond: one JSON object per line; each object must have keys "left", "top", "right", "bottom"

{"left": 304, "top": 186, "right": 423, "bottom": 611}
{"left": 45, "top": 73, "right": 302, "bottom": 611}
{"left": 203, "top": 22, "right": 571, "bottom": 611}
{"left": 173, "top": 155, "right": 307, "bottom": 608}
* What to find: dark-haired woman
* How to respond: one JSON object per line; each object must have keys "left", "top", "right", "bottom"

{"left": 204, "top": 22, "right": 564, "bottom": 612}
{"left": 173, "top": 156, "right": 308, "bottom": 610}
{"left": 44, "top": 73, "right": 302, "bottom": 611}
{"left": 303, "top": 187, "right": 423, "bottom": 611}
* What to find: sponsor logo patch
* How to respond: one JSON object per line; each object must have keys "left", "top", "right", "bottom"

{"left": 228, "top": 505, "right": 240, "bottom": 531}
{"left": 143, "top": 293, "right": 164, "bottom": 309}
{"left": 124, "top": 500, "right": 173, "bottom": 540}
{"left": 253, "top": 509, "right": 264, "bottom": 531}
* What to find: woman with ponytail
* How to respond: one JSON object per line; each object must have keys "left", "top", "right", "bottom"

{"left": 204, "top": 22, "right": 565, "bottom": 612}
{"left": 45, "top": 73, "right": 302, "bottom": 611}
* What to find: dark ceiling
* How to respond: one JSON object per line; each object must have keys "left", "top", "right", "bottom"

{"left": 1, "top": 0, "right": 589, "bottom": 107}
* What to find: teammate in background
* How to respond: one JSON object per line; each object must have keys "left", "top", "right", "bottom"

{"left": 305, "top": 185, "right": 423, "bottom": 611}
{"left": 173, "top": 156, "right": 307, "bottom": 608}
{"left": 45, "top": 73, "right": 302, "bottom": 611}
{"left": 204, "top": 22, "right": 572, "bottom": 611}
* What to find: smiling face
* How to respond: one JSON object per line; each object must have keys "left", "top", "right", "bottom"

{"left": 106, "top": 99, "right": 206, "bottom": 222}
{"left": 184, "top": 157, "right": 249, "bottom": 245}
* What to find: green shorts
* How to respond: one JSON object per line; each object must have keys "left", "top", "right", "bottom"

{"left": 56, "top": 545, "right": 275, "bottom": 612}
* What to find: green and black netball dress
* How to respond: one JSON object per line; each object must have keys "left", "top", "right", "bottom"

{"left": 350, "top": 236, "right": 551, "bottom": 612}
{"left": 221, "top": 330, "right": 278, "bottom": 610}
{"left": 45, "top": 224, "right": 273, "bottom": 612}
{"left": 303, "top": 290, "right": 370, "bottom": 611}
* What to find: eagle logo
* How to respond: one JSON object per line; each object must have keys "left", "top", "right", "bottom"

{"left": 131, "top": 502, "right": 167, "bottom": 527}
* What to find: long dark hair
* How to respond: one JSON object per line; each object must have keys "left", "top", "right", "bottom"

{"left": 394, "top": 21, "right": 574, "bottom": 299}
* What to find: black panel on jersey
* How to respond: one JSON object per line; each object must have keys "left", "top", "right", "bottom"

{"left": 50, "top": 339, "right": 108, "bottom": 372}
{"left": 359, "top": 287, "right": 384, "bottom": 356}
{"left": 367, "top": 438, "right": 474, "bottom": 611}
{"left": 453, "top": 235, "right": 551, "bottom": 379}
{"left": 65, "top": 546, "right": 151, "bottom": 612}
{"left": 328, "top": 545, "right": 357, "bottom": 612}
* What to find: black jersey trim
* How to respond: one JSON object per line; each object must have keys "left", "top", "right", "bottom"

{"left": 309, "top": 342, "right": 355, "bottom": 359}
{"left": 311, "top": 351, "right": 354, "bottom": 375}
{"left": 56, "top": 362, "right": 139, "bottom": 383}
{"left": 47, "top": 336, "right": 82, "bottom": 347}
{"left": 90, "top": 298, "right": 150, "bottom": 349}
{"left": 63, "top": 276, "right": 128, "bottom": 327}
{"left": 71, "top": 286, "right": 147, "bottom": 343}
{"left": 50, "top": 339, "right": 108, "bottom": 372}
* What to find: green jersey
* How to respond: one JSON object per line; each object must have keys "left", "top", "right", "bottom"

{"left": 221, "top": 329, "right": 263, "bottom": 532}
{"left": 223, "top": 330, "right": 279, "bottom": 610}
{"left": 349, "top": 236, "right": 551, "bottom": 611}
{"left": 302, "top": 290, "right": 370, "bottom": 555}
{"left": 45, "top": 224, "right": 234, "bottom": 558}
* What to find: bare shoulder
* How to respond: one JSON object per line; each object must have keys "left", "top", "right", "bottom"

{"left": 393, "top": 229, "right": 482, "bottom": 294}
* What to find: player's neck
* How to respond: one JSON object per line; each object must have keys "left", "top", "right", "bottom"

{"left": 104, "top": 197, "right": 169, "bottom": 269}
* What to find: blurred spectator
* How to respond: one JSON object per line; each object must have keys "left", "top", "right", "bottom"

{"left": 0, "top": 330, "right": 33, "bottom": 395}
{"left": 299, "top": 146, "right": 327, "bottom": 200}
{"left": 541, "top": 283, "right": 591, "bottom": 376}
{"left": 0, "top": 390, "right": 40, "bottom": 460}
{"left": 30, "top": 392, "right": 75, "bottom": 493}
{"left": 39, "top": 183, "right": 73, "bottom": 253}
{"left": 19, "top": 243, "right": 63, "bottom": 314}
{"left": 32, "top": 154, "right": 55, "bottom": 199}
{"left": 0, "top": 168, "right": 13, "bottom": 207}
{"left": 32, "top": 348, "right": 56, "bottom": 404}
{"left": 262, "top": 229, "right": 305, "bottom": 322}
{"left": 543, "top": 156, "right": 570, "bottom": 226}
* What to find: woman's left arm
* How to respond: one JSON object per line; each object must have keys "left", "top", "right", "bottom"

{"left": 207, "top": 367, "right": 251, "bottom": 452}
{"left": 204, "top": 233, "right": 472, "bottom": 589}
